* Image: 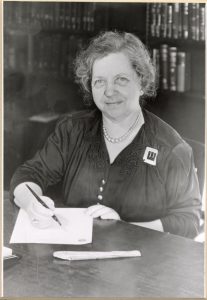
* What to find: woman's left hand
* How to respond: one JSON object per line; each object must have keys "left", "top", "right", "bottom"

{"left": 85, "top": 204, "right": 121, "bottom": 220}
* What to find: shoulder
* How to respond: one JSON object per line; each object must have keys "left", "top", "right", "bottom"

{"left": 55, "top": 108, "right": 101, "bottom": 133}
{"left": 143, "top": 109, "right": 187, "bottom": 149}
{"left": 143, "top": 109, "right": 192, "bottom": 172}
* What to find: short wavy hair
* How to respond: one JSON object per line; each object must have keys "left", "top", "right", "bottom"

{"left": 74, "top": 31, "right": 157, "bottom": 105}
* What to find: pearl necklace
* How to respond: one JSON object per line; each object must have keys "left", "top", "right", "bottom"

{"left": 103, "top": 112, "right": 141, "bottom": 144}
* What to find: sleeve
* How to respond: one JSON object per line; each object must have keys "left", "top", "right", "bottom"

{"left": 160, "top": 142, "right": 202, "bottom": 238}
{"left": 10, "top": 116, "right": 73, "bottom": 198}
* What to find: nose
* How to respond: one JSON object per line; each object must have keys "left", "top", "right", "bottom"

{"left": 104, "top": 82, "right": 114, "bottom": 97}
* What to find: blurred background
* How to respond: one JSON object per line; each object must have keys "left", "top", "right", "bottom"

{"left": 4, "top": 2, "right": 205, "bottom": 191}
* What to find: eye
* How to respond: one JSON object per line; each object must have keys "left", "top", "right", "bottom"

{"left": 115, "top": 76, "right": 129, "bottom": 86}
{"left": 93, "top": 79, "right": 106, "bottom": 88}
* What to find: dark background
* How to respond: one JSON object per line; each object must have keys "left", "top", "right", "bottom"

{"left": 4, "top": 2, "right": 205, "bottom": 190}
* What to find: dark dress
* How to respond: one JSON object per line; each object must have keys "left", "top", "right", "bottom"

{"left": 10, "top": 108, "right": 201, "bottom": 238}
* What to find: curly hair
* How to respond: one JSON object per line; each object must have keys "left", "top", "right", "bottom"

{"left": 74, "top": 31, "right": 157, "bottom": 105}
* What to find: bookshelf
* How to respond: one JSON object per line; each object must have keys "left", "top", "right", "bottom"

{"left": 3, "top": 2, "right": 146, "bottom": 188}
{"left": 144, "top": 3, "right": 205, "bottom": 143}
{"left": 4, "top": 2, "right": 205, "bottom": 189}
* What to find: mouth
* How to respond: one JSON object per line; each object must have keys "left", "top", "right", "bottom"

{"left": 105, "top": 101, "right": 123, "bottom": 105}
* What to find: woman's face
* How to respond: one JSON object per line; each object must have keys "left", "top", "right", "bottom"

{"left": 91, "top": 52, "right": 143, "bottom": 121}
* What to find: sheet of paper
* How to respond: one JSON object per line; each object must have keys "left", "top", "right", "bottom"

{"left": 3, "top": 246, "right": 13, "bottom": 258}
{"left": 10, "top": 208, "right": 93, "bottom": 245}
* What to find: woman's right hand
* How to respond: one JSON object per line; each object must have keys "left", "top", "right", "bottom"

{"left": 13, "top": 182, "right": 56, "bottom": 229}
{"left": 25, "top": 196, "right": 56, "bottom": 229}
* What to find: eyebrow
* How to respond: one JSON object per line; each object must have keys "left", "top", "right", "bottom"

{"left": 92, "top": 73, "right": 131, "bottom": 79}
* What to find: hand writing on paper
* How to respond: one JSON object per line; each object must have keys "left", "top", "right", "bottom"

{"left": 85, "top": 204, "right": 120, "bottom": 220}
{"left": 25, "top": 196, "right": 56, "bottom": 229}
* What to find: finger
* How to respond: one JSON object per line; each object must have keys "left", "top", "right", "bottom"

{"left": 40, "top": 196, "right": 55, "bottom": 210}
{"left": 85, "top": 204, "right": 105, "bottom": 215}
{"left": 100, "top": 211, "right": 120, "bottom": 220}
{"left": 32, "top": 201, "right": 54, "bottom": 217}
{"left": 90, "top": 206, "right": 111, "bottom": 218}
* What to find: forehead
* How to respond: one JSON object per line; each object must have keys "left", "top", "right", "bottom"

{"left": 92, "top": 52, "right": 134, "bottom": 76}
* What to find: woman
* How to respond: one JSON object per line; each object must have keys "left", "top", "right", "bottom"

{"left": 11, "top": 31, "right": 201, "bottom": 238}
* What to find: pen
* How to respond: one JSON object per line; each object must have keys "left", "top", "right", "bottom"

{"left": 26, "top": 184, "right": 62, "bottom": 226}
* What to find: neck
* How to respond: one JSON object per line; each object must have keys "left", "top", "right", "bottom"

{"left": 102, "top": 109, "right": 144, "bottom": 142}
{"left": 103, "top": 109, "right": 143, "bottom": 130}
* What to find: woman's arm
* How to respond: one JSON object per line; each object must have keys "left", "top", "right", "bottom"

{"left": 132, "top": 143, "right": 201, "bottom": 238}
{"left": 130, "top": 220, "right": 163, "bottom": 231}
{"left": 159, "top": 142, "right": 201, "bottom": 238}
{"left": 10, "top": 117, "right": 71, "bottom": 202}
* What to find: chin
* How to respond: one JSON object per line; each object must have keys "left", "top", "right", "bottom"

{"left": 104, "top": 111, "right": 125, "bottom": 121}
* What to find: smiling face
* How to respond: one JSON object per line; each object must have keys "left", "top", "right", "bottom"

{"left": 91, "top": 52, "right": 143, "bottom": 121}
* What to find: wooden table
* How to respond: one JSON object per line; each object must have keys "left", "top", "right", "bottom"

{"left": 3, "top": 198, "right": 204, "bottom": 297}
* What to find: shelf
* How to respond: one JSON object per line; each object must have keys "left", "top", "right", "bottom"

{"left": 156, "top": 90, "right": 205, "bottom": 102}
{"left": 4, "top": 22, "right": 42, "bottom": 36}
{"left": 147, "top": 37, "right": 205, "bottom": 50}
{"left": 40, "top": 29, "right": 97, "bottom": 37}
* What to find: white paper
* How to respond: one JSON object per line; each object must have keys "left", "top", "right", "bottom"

{"left": 3, "top": 246, "right": 13, "bottom": 258}
{"left": 10, "top": 208, "right": 93, "bottom": 245}
{"left": 53, "top": 250, "right": 141, "bottom": 260}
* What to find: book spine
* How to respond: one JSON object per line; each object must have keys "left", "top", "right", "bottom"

{"left": 167, "top": 4, "right": 173, "bottom": 38}
{"left": 40, "top": 3, "right": 47, "bottom": 29}
{"left": 53, "top": 2, "right": 60, "bottom": 29}
{"left": 44, "top": 36, "right": 52, "bottom": 72}
{"left": 87, "top": 2, "right": 95, "bottom": 32}
{"left": 4, "top": 2, "right": 11, "bottom": 26}
{"left": 27, "top": 34, "right": 34, "bottom": 73}
{"left": 83, "top": 3, "right": 88, "bottom": 31}
{"left": 35, "top": 3, "right": 42, "bottom": 28}
{"left": 190, "top": 3, "right": 197, "bottom": 40}
{"left": 178, "top": 3, "right": 183, "bottom": 39}
{"left": 8, "top": 45, "right": 16, "bottom": 69}
{"left": 64, "top": 2, "right": 71, "bottom": 30}
{"left": 60, "top": 38, "right": 68, "bottom": 78}
{"left": 160, "top": 44, "right": 168, "bottom": 90}
{"left": 23, "top": 2, "right": 30, "bottom": 25}
{"left": 172, "top": 3, "right": 180, "bottom": 39}
{"left": 169, "top": 47, "right": 177, "bottom": 91}
{"left": 47, "top": 2, "right": 53, "bottom": 29}
{"left": 33, "top": 34, "right": 39, "bottom": 72}
{"left": 152, "top": 48, "right": 160, "bottom": 88}
{"left": 76, "top": 3, "right": 82, "bottom": 31}
{"left": 67, "top": 36, "right": 73, "bottom": 78}
{"left": 199, "top": 5, "right": 205, "bottom": 41}
{"left": 155, "top": 4, "right": 161, "bottom": 37}
{"left": 150, "top": 4, "right": 156, "bottom": 37}
{"left": 39, "top": 3, "right": 46, "bottom": 29}
{"left": 37, "top": 36, "right": 44, "bottom": 71}
{"left": 160, "top": 4, "right": 168, "bottom": 38}
{"left": 71, "top": 2, "right": 77, "bottom": 30}
{"left": 59, "top": 2, "right": 65, "bottom": 29}
{"left": 176, "top": 52, "right": 190, "bottom": 92}
{"left": 50, "top": 35, "right": 59, "bottom": 76}
{"left": 195, "top": 4, "right": 200, "bottom": 41}
{"left": 15, "top": 2, "right": 23, "bottom": 25}
{"left": 182, "top": 3, "right": 189, "bottom": 39}
{"left": 30, "top": 2, "right": 37, "bottom": 23}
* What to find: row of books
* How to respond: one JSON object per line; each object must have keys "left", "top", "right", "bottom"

{"left": 4, "top": 2, "right": 96, "bottom": 32}
{"left": 5, "top": 34, "right": 87, "bottom": 80}
{"left": 152, "top": 45, "right": 190, "bottom": 92}
{"left": 149, "top": 3, "right": 205, "bottom": 41}
{"left": 34, "top": 35, "right": 88, "bottom": 78}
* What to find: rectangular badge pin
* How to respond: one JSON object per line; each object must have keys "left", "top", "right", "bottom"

{"left": 143, "top": 147, "right": 158, "bottom": 166}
